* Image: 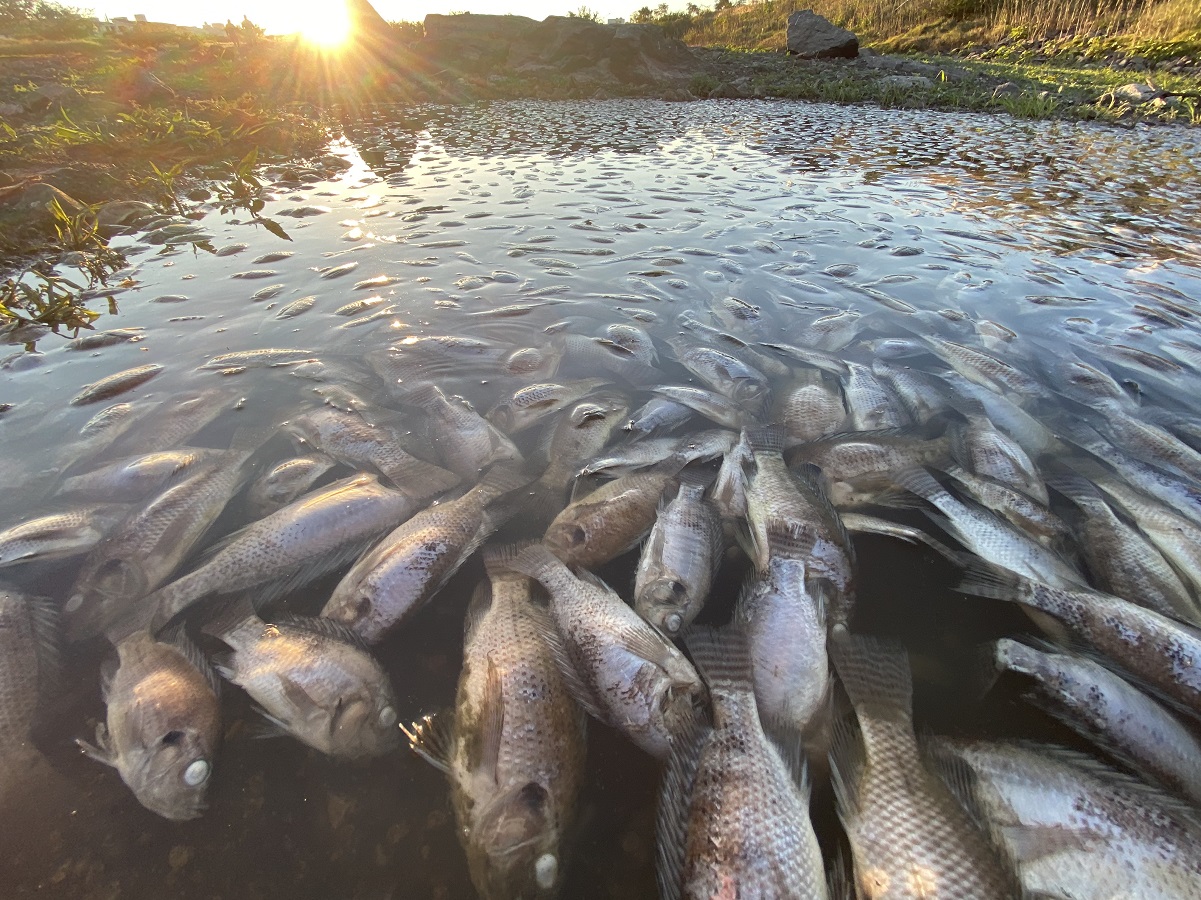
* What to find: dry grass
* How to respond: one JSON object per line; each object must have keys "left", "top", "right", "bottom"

{"left": 681, "top": 0, "right": 1201, "bottom": 51}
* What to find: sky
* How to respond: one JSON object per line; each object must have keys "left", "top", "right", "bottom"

{"left": 78, "top": 1, "right": 659, "bottom": 34}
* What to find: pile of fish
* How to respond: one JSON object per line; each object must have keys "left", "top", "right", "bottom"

{"left": 4, "top": 285, "right": 1201, "bottom": 899}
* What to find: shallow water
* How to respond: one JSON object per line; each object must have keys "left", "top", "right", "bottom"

{"left": 2, "top": 99, "right": 1201, "bottom": 899}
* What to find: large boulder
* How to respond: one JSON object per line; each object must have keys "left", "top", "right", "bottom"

{"left": 786, "top": 10, "right": 858, "bottom": 59}
{"left": 509, "top": 17, "right": 696, "bottom": 86}
{"left": 420, "top": 13, "right": 539, "bottom": 71}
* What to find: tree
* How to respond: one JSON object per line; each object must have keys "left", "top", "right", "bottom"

{"left": 567, "top": 5, "right": 602, "bottom": 21}
{"left": 0, "top": 0, "right": 92, "bottom": 37}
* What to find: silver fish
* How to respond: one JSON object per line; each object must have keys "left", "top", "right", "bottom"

{"left": 322, "top": 465, "right": 530, "bottom": 644}
{"left": 200, "top": 348, "right": 318, "bottom": 370}
{"left": 206, "top": 607, "right": 399, "bottom": 759}
{"left": 57, "top": 449, "right": 226, "bottom": 502}
{"left": 829, "top": 634, "right": 1022, "bottom": 898}
{"left": 405, "top": 545, "right": 586, "bottom": 900}
{"left": 70, "top": 364, "right": 163, "bottom": 406}
{"left": 507, "top": 544, "right": 701, "bottom": 760}
{"left": 487, "top": 379, "right": 609, "bottom": 434}
{"left": 945, "top": 465, "right": 1071, "bottom": 553}
{"left": 984, "top": 637, "right": 1201, "bottom": 803}
{"left": 0, "top": 588, "right": 59, "bottom": 753}
{"left": 77, "top": 630, "right": 220, "bottom": 820}
{"left": 150, "top": 471, "right": 440, "bottom": 629}
{"left": 634, "top": 475, "right": 722, "bottom": 638}
{"left": 773, "top": 367, "right": 848, "bottom": 447}
{"left": 651, "top": 385, "right": 748, "bottom": 430}
{"left": 657, "top": 627, "right": 827, "bottom": 900}
{"left": 949, "top": 410, "right": 1048, "bottom": 504}
{"left": 402, "top": 381, "right": 523, "bottom": 480}
{"left": 624, "top": 398, "right": 693, "bottom": 439}
{"left": 0, "top": 505, "right": 127, "bottom": 568}
{"left": 929, "top": 738, "right": 1201, "bottom": 900}
{"left": 667, "top": 338, "right": 770, "bottom": 415}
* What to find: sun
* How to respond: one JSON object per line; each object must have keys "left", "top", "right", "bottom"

{"left": 296, "top": 3, "right": 353, "bottom": 50}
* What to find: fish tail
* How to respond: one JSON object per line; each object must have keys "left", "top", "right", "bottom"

{"left": 829, "top": 632, "right": 913, "bottom": 726}
{"left": 482, "top": 539, "right": 541, "bottom": 578}
{"left": 955, "top": 559, "right": 1027, "bottom": 604}
{"left": 509, "top": 543, "right": 570, "bottom": 584}
{"left": 894, "top": 466, "right": 949, "bottom": 503}
{"left": 684, "top": 625, "right": 753, "bottom": 691}
{"left": 762, "top": 516, "right": 817, "bottom": 559}
{"left": 198, "top": 594, "right": 260, "bottom": 643}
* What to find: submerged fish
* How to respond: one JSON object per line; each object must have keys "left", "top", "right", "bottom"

{"left": 0, "top": 588, "right": 59, "bottom": 753}
{"left": 507, "top": 544, "right": 701, "bottom": 760}
{"left": 0, "top": 505, "right": 127, "bottom": 568}
{"left": 77, "top": 630, "right": 220, "bottom": 820}
{"left": 402, "top": 381, "right": 523, "bottom": 479}
{"left": 245, "top": 454, "right": 337, "bottom": 518}
{"left": 57, "top": 449, "right": 227, "bottom": 503}
{"left": 657, "top": 627, "right": 827, "bottom": 900}
{"left": 206, "top": 606, "right": 399, "bottom": 759}
{"left": 829, "top": 634, "right": 1022, "bottom": 899}
{"left": 405, "top": 545, "right": 586, "bottom": 900}
{"left": 71, "top": 364, "right": 163, "bottom": 406}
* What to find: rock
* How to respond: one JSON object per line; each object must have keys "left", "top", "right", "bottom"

{"left": 421, "top": 13, "right": 538, "bottom": 71}
{"left": 21, "top": 83, "right": 81, "bottom": 113}
{"left": 786, "top": 10, "right": 858, "bottom": 60}
{"left": 992, "top": 82, "right": 1021, "bottom": 98}
{"left": 0, "top": 182, "right": 85, "bottom": 236}
{"left": 879, "top": 75, "right": 933, "bottom": 90}
{"left": 124, "top": 68, "right": 176, "bottom": 104}
{"left": 1108, "top": 83, "right": 1162, "bottom": 104}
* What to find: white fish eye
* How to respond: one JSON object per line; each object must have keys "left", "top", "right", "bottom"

{"left": 379, "top": 706, "right": 397, "bottom": 728}
{"left": 535, "top": 853, "right": 557, "bottom": 889}
{"left": 664, "top": 613, "right": 682, "bottom": 635}
{"left": 183, "top": 759, "right": 210, "bottom": 786}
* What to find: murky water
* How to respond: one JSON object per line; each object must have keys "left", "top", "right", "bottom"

{"left": 3, "top": 100, "right": 1201, "bottom": 899}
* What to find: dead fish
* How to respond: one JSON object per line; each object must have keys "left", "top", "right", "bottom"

{"left": 77, "top": 630, "right": 220, "bottom": 821}
{"left": 982, "top": 637, "right": 1201, "bottom": 803}
{"left": 0, "top": 506, "right": 128, "bottom": 568}
{"left": 322, "top": 465, "right": 530, "bottom": 644}
{"left": 320, "top": 261, "right": 359, "bottom": 279}
{"left": 950, "top": 409, "right": 1048, "bottom": 504}
{"left": 275, "top": 296, "right": 316, "bottom": 318}
{"left": 829, "top": 634, "right": 1022, "bottom": 899}
{"left": 71, "top": 364, "right": 163, "bottom": 406}
{"left": 581, "top": 430, "right": 734, "bottom": 479}
{"left": 667, "top": 338, "right": 770, "bottom": 416}
{"left": 624, "top": 398, "right": 693, "bottom": 439}
{"left": 946, "top": 465, "right": 1071, "bottom": 554}
{"left": 65, "top": 328, "right": 146, "bottom": 351}
{"left": 651, "top": 385, "right": 748, "bottom": 430}
{"left": 791, "top": 429, "right": 951, "bottom": 509}
{"left": 200, "top": 349, "right": 318, "bottom": 370}
{"left": 150, "top": 471, "right": 447, "bottom": 630}
{"left": 656, "top": 627, "right": 826, "bottom": 900}
{"left": 929, "top": 738, "right": 1201, "bottom": 900}
{"left": 287, "top": 406, "right": 459, "bottom": 490}
{"left": 634, "top": 473, "right": 722, "bottom": 638}
{"left": 506, "top": 543, "right": 701, "bottom": 760}
{"left": 536, "top": 394, "right": 629, "bottom": 500}
{"left": 64, "top": 454, "right": 252, "bottom": 642}
{"left": 405, "top": 545, "right": 586, "bottom": 900}
{"left": 487, "top": 379, "right": 610, "bottom": 434}
{"left": 402, "top": 382, "right": 523, "bottom": 480}
{"left": 205, "top": 605, "right": 399, "bottom": 758}
{"left": 773, "top": 368, "right": 848, "bottom": 447}
{"left": 246, "top": 454, "right": 337, "bottom": 518}
{"left": 57, "top": 449, "right": 226, "bottom": 503}
{"left": 0, "top": 588, "right": 60, "bottom": 753}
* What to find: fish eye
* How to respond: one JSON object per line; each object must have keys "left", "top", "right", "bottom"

{"left": 379, "top": 706, "right": 397, "bottom": 728}
{"left": 183, "top": 759, "right": 210, "bottom": 786}
{"left": 161, "top": 730, "right": 184, "bottom": 746}
{"left": 568, "top": 526, "right": 587, "bottom": 546}
{"left": 664, "top": 613, "right": 682, "bottom": 634}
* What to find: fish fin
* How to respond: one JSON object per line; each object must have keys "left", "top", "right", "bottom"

{"left": 396, "top": 380, "right": 443, "bottom": 410}
{"left": 826, "top": 847, "right": 855, "bottom": 900}
{"left": 684, "top": 625, "right": 752, "bottom": 691}
{"left": 98, "top": 654, "right": 118, "bottom": 703}
{"left": 76, "top": 724, "right": 115, "bottom": 767}
{"left": 610, "top": 616, "right": 680, "bottom": 672}
{"left": 893, "top": 466, "right": 949, "bottom": 503}
{"left": 731, "top": 519, "right": 757, "bottom": 567}
{"left": 200, "top": 595, "right": 261, "bottom": 643}
{"left": 757, "top": 341, "right": 848, "bottom": 376}
{"left": 745, "top": 424, "right": 787, "bottom": 455}
{"left": 508, "top": 543, "right": 568, "bottom": 584}
{"left": 464, "top": 580, "right": 491, "bottom": 644}
{"left": 382, "top": 455, "right": 460, "bottom": 499}
{"left": 675, "top": 464, "right": 717, "bottom": 491}
{"left": 280, "top": 675, "right": 323, "bottom": 716}
{"left": 829, "top": 632, "right": 913, "bottom": 726}
{"left": 971, "top": 639, "right": 1009, "bottom": 701}
{"left": 762, "top": 516, "right": 817, "bottom": 559}
{"left": 481, "top": 540, "right": 540, "bottom": 579}
{"left": 274, "top": 614, "right": 371, "bottom": 653}
{"left": 1045, "top": 471, "right": 1107, "bottom": 510}
{"left": 955, "top": 559, "right": 1027, "bottom": 603}
{"left": 654, "top": 708, "right": 706, "bottom": 900}
{"left": 922, "top": 738, "right": 997, "bottom": 833}
{"left": 479, "top": 655, "right": 505, "bottom": 785}
{"left": 162, "top": 624, "right": 222, "bottom": 699}
{"left": 828, "top": 713, "right": 866, "bottom": 819}
{"left": 527, "top": 611, "right": 606, "bottom": 723}
{"left": 25, "top": 596, "right": 64, "bottom": 696}
{"left": 246, "top": 709, "right": 291, "bottom": 740}
{"left": 765, "top": 718, "right": 810, "bottom": 800}
{"left": 840, "top": 513, "right": 968, "bottom": 566}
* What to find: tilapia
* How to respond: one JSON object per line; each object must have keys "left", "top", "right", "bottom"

{"left": 651, "top": 385, "right": 748, "bottom": 430}
{"left": 946, "top": 465, "right": 1071, "bottom": 553}
{"left": 544, "top": 462, "right": 682, "bottom": 570}
{"left": 958, "top": 567, "right": 1201, "bottom": 719}
{"left": 0, "top": 588, "right": 59, "bottom": 753}
{"left": 486, "top": 379, "right": 609, "bottom": 434}
{"left": 536, "top": 394, "right": 628, "bottom": 500}
{"left": 929, "top": 738, "right": 1201, "bottom": 900}
{"left": 57, "top": 449, "right": 226, "bottom": 502}
{"left": 507, "top": 544, "right": 701, "bottom": 760}
{"left": 402, "top": 381, "right": 523, "bottom": 479}
{"left": 634, "top": 473, "right": 722, "bottom": 638}
{"left": 736, "top": 529, "right": 829, "bottom": 743}
{"left": 983, "top": 637, "right": 1201, "bottom": 803}
{"left": 580, "top": 430, "right": 734, "bottom": 478}
{"left": 829, "top": 634, "right": 1022, "bottom": 898}
{"left": 70, "top": 364, "right": 163, "bottom": 406}
{"left": 287, "top": 405, "right": 460, "bottom": 491}
{"left": 205, "top": 606, "right": 399, "bottom": 759}
{"left": 322, "top": 465, "right": 530, "bottom": 644}
{"left": 949, "top": 410, "right": 1048, "bottom": 504}
{"left": 656, "top": 627, "right": 827, "bottom": 900}
{"left": 200, "top": 349, "right": 318, "bottom": 370}
{"left": 245, "top": 454, "right": 337, "bottom": 518}
{"left": 64, "top": 454, "right": 252, "bottom": 642}
{"left": 0, "top": 505, "right": 128, "bottom": 568}
{"left": 150, "top": 471, "right": 440, "bottom": 630}
{"left": 667, "top": 338, "right": 770, "bottom": 416}
{"left": 773, "top": 368, "right": 848, "bottom": 447}
{"left": 405, "top": 546, "right": 586, "bottom": 900}
{"left": 77, "top": 630, "right": 220, "bottom": 820}
{"left": 790, "top": 429, "right": 950, "bottom": 509}
{"left": 624, "top": 397, "right": 693, "bottom": 439}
